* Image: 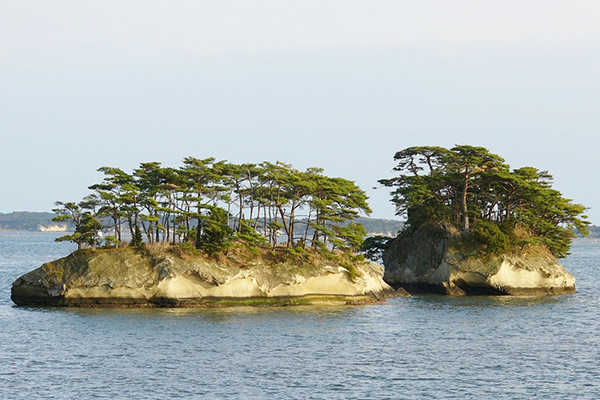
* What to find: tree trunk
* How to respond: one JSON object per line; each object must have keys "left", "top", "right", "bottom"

{"left": 127, "top": 216, "right": 134, "bottom": 241}
{"left": 302, "top": 209, "right": 312, "bottom": 248}
{"left": 155, "top": 211, "right": 160, "bottom": 243}
{"left": 287, "top": 201, "right": 297, "bottom": 248}
{"left": 237, "top": 185, "right": 244, "bottom": 232}
{"left": 312, "top": 212, "right": 321, "bottom": 249}
{"left": 277, "top": 204, "right": 291, "bottom": 247}
{"left": 462, "top": 174, "right": 470, "bottom": 231}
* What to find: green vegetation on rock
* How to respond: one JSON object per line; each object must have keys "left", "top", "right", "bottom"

{"left": 377, "top": 145, "right": 589, "bottom": 258}
{"left": 52, "top": 158, "right": 372, "bottom": 259}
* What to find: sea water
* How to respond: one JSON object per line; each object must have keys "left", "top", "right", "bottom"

{"left": 0, "top": 232, "right": 599, "bottom": 399}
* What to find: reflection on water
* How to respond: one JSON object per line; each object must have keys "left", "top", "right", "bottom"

{"left": 413, "top": 292, "right": 563, "bottom": 308}
{"left": 56, "top": 303, "right": 364, "bottom": 324}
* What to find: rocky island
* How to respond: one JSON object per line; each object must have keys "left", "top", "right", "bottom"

{"left": 381, "top": 223, "right": 575, "bottom": 295}
{"left": 372, "top": 145, "right": 588, "bottom": 296}
{"left": 11, "top": 157, "right": 399, "bottom": 307}
{"left": 12, "top": 246, "right": 396, "bottom": 307}
{"left": 11, "top": 146, "right": 589, "bottom": 305}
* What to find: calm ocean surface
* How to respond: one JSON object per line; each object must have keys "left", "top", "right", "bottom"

{"left": 1, "top": 232, "right": 599, "bottom": 399}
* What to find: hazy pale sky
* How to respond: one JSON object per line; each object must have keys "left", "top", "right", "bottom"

{"left": 2, "top": 1, "right": 600, "bottom": 223}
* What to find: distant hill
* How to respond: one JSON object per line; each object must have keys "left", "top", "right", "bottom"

{"left": 0, "top": 212, "right": 67, "bottom": 232}
{"left": 4, "top": 211, "right": 596, "bottom": 240}
{"left": 19, "top": 211, "right": 591, "bottom": 240}
{"left": 355, "top": 217, "right": 403, "bottom": 237}
{"left": 585, "top": 225, "right": 600, "bottom": 238}
{"left": 0, "top": 211, "right": 403, "bottom": 236}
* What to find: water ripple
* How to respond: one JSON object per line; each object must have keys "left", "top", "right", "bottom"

{"left": 1, "top": 234, "right": 600, "bottom": 399}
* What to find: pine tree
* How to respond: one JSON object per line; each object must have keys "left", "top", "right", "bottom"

{"left": 380, "top": 145, "right": 589, "bottom": 257}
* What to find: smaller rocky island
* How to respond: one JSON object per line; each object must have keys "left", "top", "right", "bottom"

{"left": 382, "top": 223, "right": 575, "bottom": 295}
{"left": 371, "top": 145, "right": 588, "bottom": 296}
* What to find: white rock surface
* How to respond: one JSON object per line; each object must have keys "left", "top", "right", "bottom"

{"left": 12, "top": 248, "right": 399, "bottom": 306}
{"left": 383, "top": 224, "right": 576, "bottom": 295}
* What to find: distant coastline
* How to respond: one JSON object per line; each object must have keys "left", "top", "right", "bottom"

{"left": 37, "top": 224, "right": 68, "bottom": 232}
{"left": 0, "top": 212, "right": 69, "bottom": 232}
{"left": 0, "top": 211, "right": 404, "bottom": 236}
{"left": 2, "top": 211, "right": 598, "bottom": 238}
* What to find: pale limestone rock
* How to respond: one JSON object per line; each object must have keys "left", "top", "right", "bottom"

{"left": 12, "top": 248, "right": 401, "bottom": 307}
{"left": 383, "top": 224, "right": 576, "bottom": 295}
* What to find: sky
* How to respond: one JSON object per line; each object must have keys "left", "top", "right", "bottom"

{"left": 1, "top": 1, "right": 600, "bottom": 223}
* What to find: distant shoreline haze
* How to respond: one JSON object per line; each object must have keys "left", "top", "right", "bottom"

{"left": 0, "top": 212, "right": 69, "bottom": 232}
{"left": 0, "top": 211, "right": 405, "bottom": 237}
{"left": 2, "top": 211, "right": 597, "bottom": 238}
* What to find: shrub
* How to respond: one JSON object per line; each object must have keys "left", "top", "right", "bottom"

{"left": 360, "top": 235, "right": 393, "bottom": 261}
{"left": 471, "top": 220, "right": 510, "bottom": 254}
{"left": 197, "top": 207, "right": 234, "bottom": 256}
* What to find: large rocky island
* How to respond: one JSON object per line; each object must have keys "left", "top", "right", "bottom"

{"left": 11, "top": 247, "right": 397, "bottom": 307}
{"left": 12, "top": 157, "right": 402, "bottom": 307}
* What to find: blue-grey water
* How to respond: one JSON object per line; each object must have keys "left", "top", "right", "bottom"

{"left": 1, "top": 232, "right": 599, "bottom": 399}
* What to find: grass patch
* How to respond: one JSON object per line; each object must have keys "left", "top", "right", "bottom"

{"left": 43, "top": 262, "right": 63, "bottom": 281}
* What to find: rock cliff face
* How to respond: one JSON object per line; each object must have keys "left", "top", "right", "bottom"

{"left": 382, "top": 224, "right": 576, "bottom": 295}
{"left": 11, "top": 248, "right": 398, "bottom": 307}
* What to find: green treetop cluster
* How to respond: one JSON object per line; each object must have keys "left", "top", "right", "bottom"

{"left": 53, "top": 158, "right": 372, "bottom": 255}
{"left": 378, "top": 145, "right": 589, "bottom": 258}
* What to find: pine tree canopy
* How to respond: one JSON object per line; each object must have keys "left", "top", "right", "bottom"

{"left": 53, "top": 158, "right": 372, "bottom": 255}
{"left": 379, "top": 145, "right": 589, "bottom": 258}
